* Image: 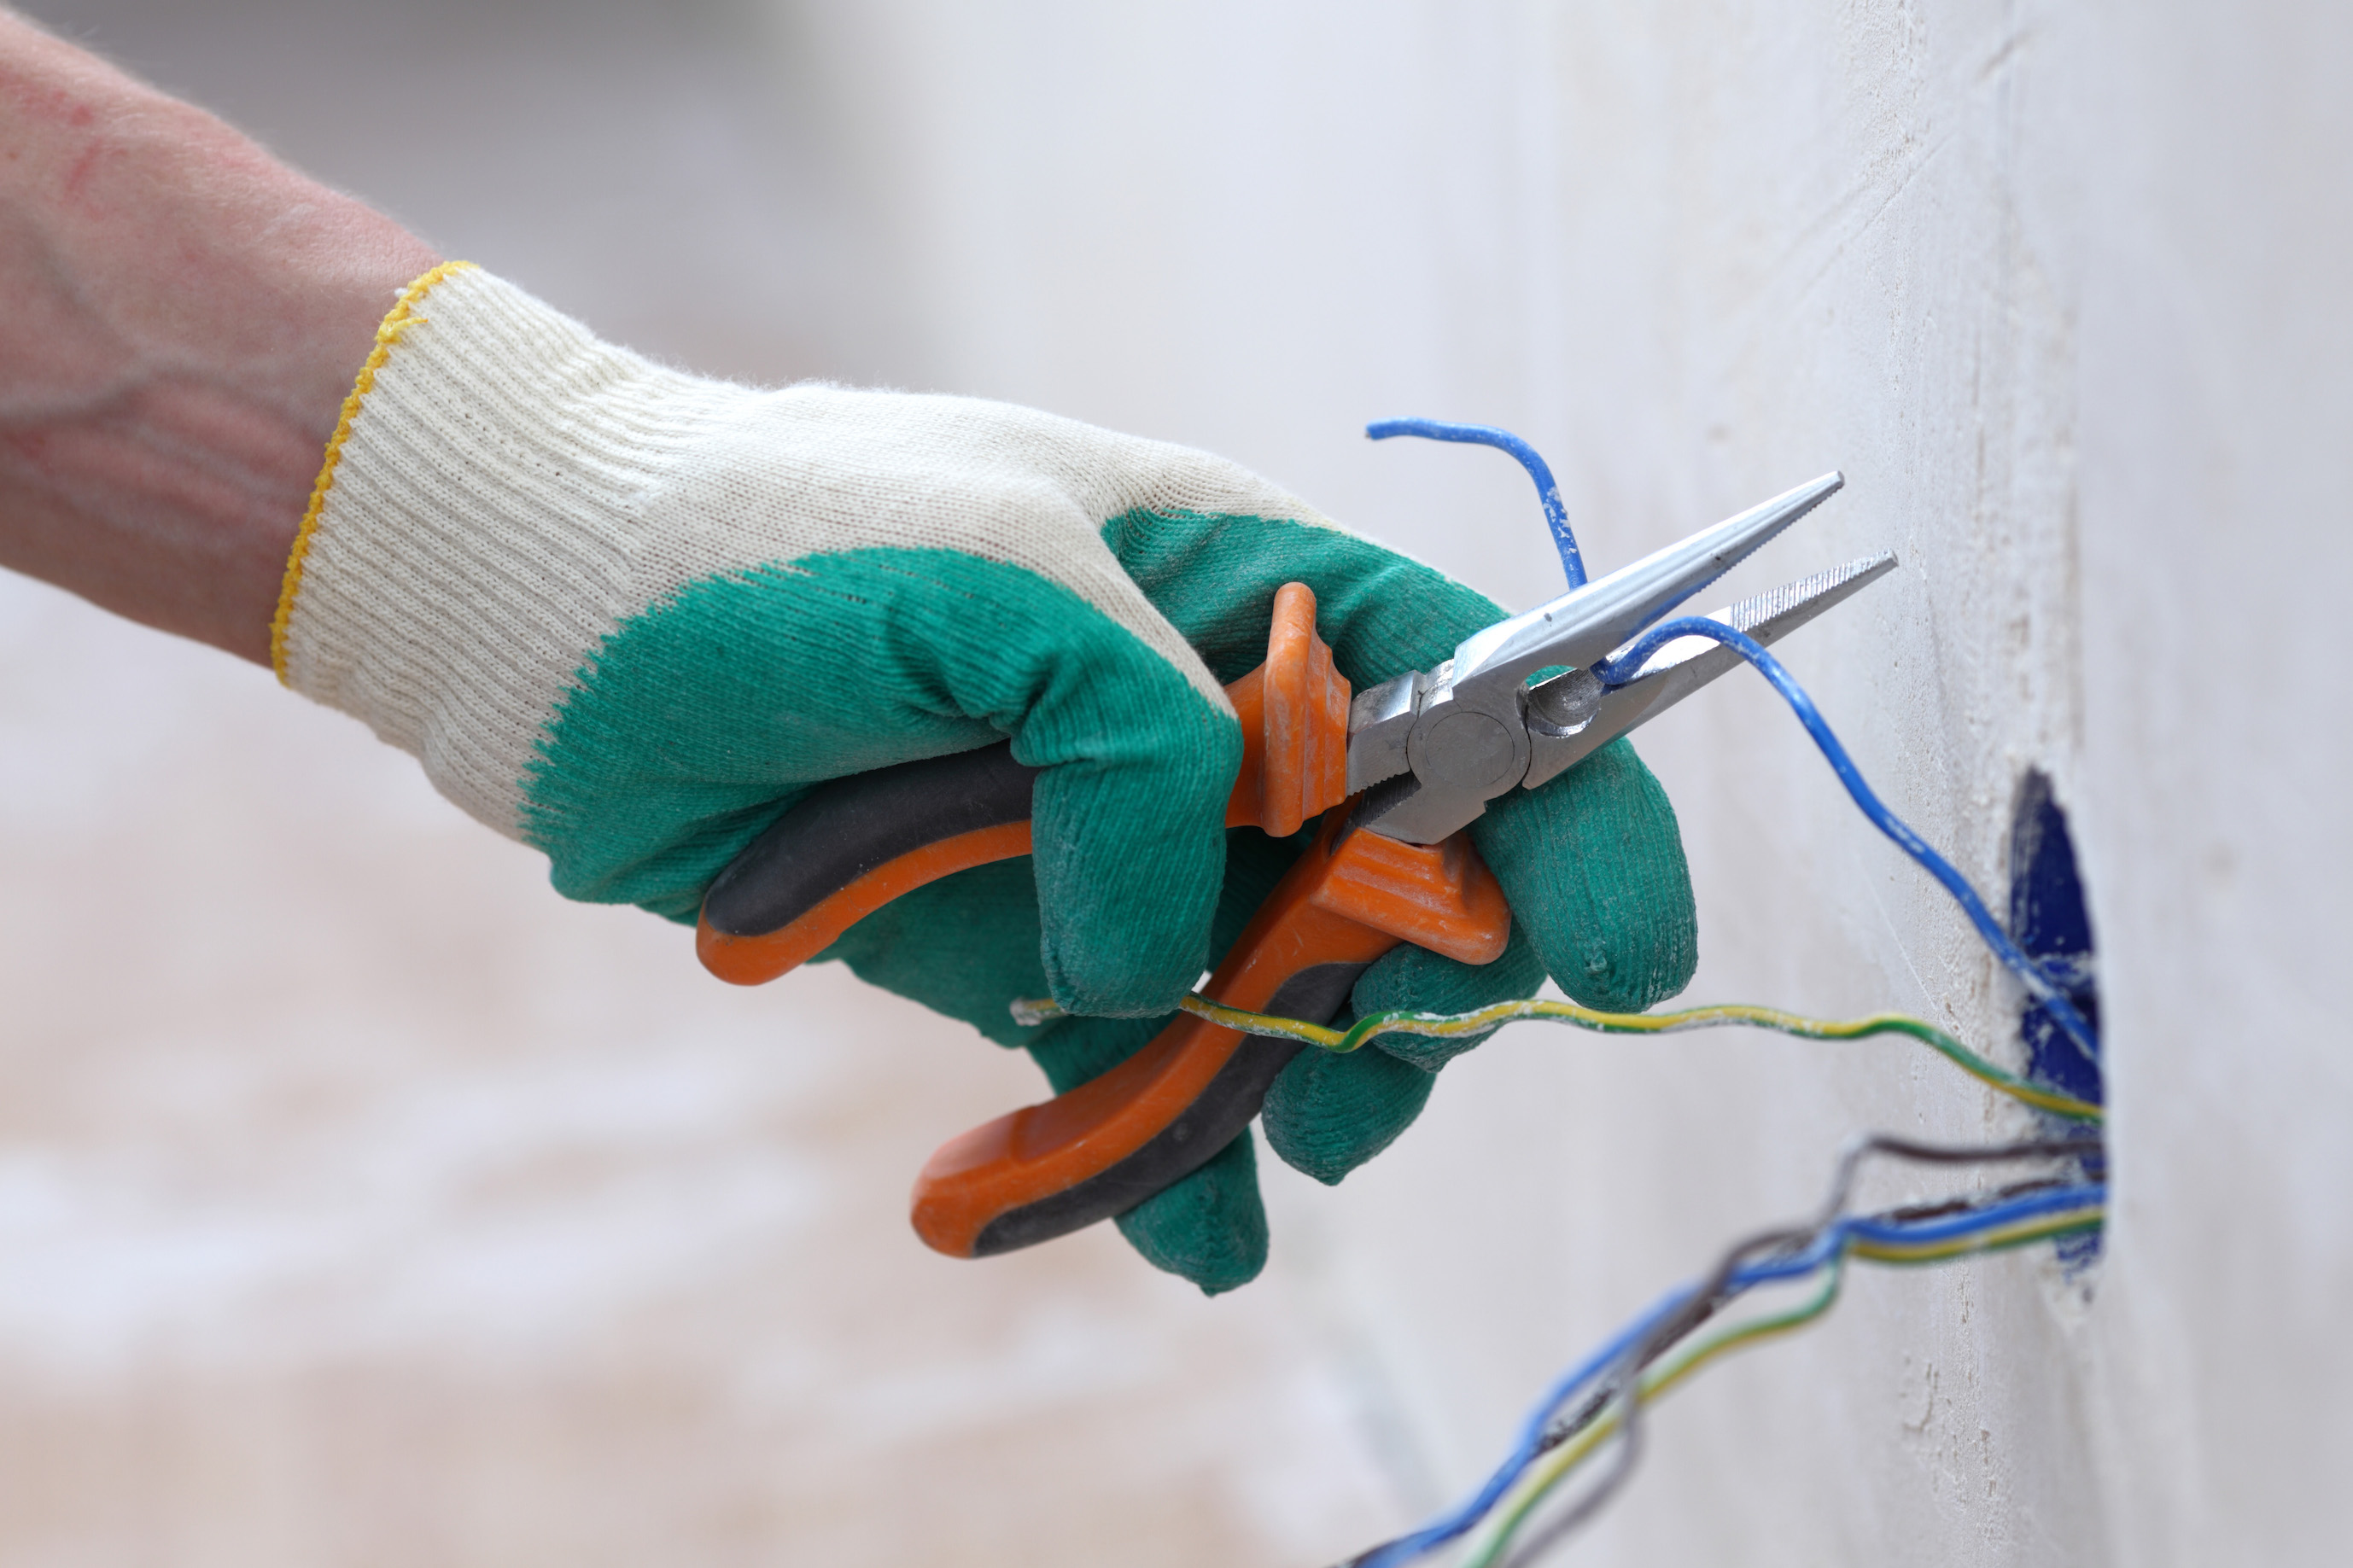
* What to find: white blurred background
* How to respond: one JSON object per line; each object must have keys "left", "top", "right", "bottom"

{"left": 2, "top": 3, "right": 2346, "bottom": 1565}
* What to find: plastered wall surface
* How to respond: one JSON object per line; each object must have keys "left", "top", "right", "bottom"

{"left": 1, "top": 2, "right": 2344, "bottom": 1563}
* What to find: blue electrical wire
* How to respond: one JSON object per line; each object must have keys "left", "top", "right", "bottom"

{"left": 1593, "top": 617, "right": 2103, "bottom": 1073}
{"left": 1358, "top": 422, "right": 2093, "bottom": 1068}
{"left": 1366, "top": 418, "right": 1588, "bottom": 589}
{"left": 1352, "top": 1181, "right": 2105, "bottom": 1568}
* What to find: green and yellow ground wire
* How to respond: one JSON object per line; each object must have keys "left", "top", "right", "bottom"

{"left": 1012, "top": 993, "right": 2104, "bottom": 1123}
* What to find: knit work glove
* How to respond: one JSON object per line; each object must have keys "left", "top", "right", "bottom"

{"left": 276, "top": 263, "right": 1698, "bottom": 1292}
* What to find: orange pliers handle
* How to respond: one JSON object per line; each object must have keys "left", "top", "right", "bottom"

{"left": 697, "top": 585, "right": 1512, "bottom": 1256}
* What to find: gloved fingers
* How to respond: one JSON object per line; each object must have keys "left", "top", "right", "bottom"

{"left": 1260, "top": 1044, "right": 1436, "bottom": 1186}
{"left": 1018, "top": 635, "right": 1243, "bottom": 1018}
{"left": 820, "top": 855, "right": 1274, "bottom": 1292}
{"left": 1025, "top": 1009, "right": 1269, "bottom": 1293}
{"left": 1015, "top": 828, "right": 1311, "bottom": 1097}
{"left": 819, "top": 858, "right": 1051, "bottom": 1047}
{"left": 1112, "top": 1131, "right": 1269, "bottom": 1295}
{"left": 1257, "top": 926, "right": 1544, "bottom": 1185}
{"left": 1470, "top": 737, "right": 1698, "bottom": 1013}
{"left": 817, "top": 810, "right": 1311, "bottom": 1059}
{"left": 821, "top": 824, "right": 1312, "bottom": 1293}
{"left": 1015, "top": 826, "right": 1317, "bottom": 1290}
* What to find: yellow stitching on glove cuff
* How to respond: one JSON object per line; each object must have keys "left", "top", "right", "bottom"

{"left": 270, "top": 259, "right": 481, "bottom": 683}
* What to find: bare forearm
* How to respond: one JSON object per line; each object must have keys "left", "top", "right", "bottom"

{"left": 0, "top": 10, "right": 438, "bottom": 663}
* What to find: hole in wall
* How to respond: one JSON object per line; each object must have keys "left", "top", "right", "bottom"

{"left": 2010, "top": 769, "right": 2105, "bottom": 1267}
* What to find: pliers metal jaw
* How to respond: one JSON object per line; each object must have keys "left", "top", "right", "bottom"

{"left": 1346, "top": 473, "right": 1892, "bottom": 843}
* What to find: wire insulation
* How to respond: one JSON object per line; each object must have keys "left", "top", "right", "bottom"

{"left": 1474, "top": 1193, "right": 2105, "bottom": 1568}
{"left": 1468, "top": 1264, "right": 1854, "bottom": 1568}
{"left": 1366, "top": 418, "right": 1587, "bottom": 588}
{"left": 1344, "top": 1140, "right": 2103, "bottom": 1568}
{"left": 1009, "top": 992, "right": 2102, "bottom": 1122}
{"left": 1594, "top": 616, "right": 2102, "bottom": 1073}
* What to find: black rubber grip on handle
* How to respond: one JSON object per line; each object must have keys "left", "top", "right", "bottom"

{"left": 702, "top": 742, "right": 1040, "bottom": 939}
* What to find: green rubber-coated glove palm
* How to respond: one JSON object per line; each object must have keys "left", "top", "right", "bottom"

{"left": 273, "top": 265, "right": 1696, "bottom": 1296}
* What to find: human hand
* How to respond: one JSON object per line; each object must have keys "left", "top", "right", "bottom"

{"left": 276, "top": 265, "right": 1696, "bottom": 1291}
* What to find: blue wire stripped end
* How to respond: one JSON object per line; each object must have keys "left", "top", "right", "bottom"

{"left": 1594, "top": 618, "right": 2104, "bottom": 1073}
{"left": 1366, "top": 418, "right": 1588, "bottom": 589}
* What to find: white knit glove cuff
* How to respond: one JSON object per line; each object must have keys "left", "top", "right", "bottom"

{"left": 273, "top": 262, "right": 745, "bottom": 831}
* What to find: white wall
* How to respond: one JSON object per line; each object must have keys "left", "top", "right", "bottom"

{"left": 789, "top": 3, "right": 2352, "bottom": 1561}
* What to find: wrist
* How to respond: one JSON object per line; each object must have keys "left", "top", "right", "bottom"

{"left": 0, "top": 12, "right": 438, "bottom": 662}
